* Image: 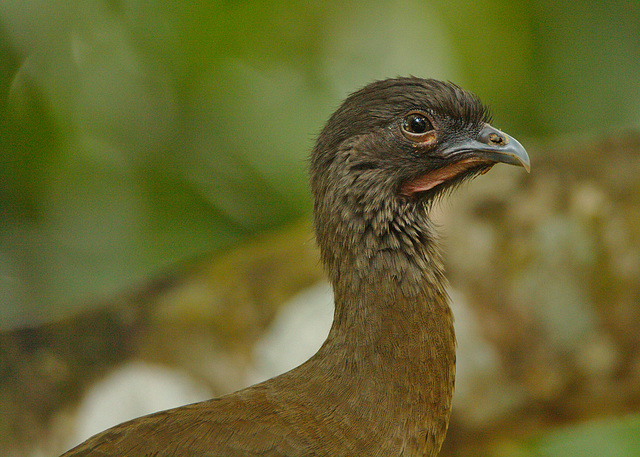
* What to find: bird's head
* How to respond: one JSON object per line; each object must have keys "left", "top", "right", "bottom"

{"left": 310, "top": 77, "right": 529, "bottom": 278}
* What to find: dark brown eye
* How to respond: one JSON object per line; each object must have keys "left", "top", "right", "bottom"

{"left": 403, "top": 113, "right": 433, "bottom": 134}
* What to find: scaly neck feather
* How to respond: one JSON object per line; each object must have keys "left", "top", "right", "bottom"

{"left": 308, "top": 196, "right": 456, "bottom": 456}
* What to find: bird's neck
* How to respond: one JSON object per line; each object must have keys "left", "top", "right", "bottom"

{"left": 312, "top": 228, "right": 456, "bottom": 455}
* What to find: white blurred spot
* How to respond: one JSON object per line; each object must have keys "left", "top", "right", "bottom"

{"left": 68, "top": 361, "right": 211, "bottom": 449}
{"left": 249, "top": 282, "right": 334, "bottom": 384}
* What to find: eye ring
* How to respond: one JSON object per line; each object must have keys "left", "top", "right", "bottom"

{"left": 401, "top": 111, "right": 436, "bottom": 143}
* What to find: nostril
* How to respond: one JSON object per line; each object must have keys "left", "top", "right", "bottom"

{"left": 478, "top": 125, "right": 510, "bottom": 147}
{"left": 489, "top": 132, "right": 506, "bottom": 145}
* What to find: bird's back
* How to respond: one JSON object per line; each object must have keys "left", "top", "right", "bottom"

{"left": 61, "top": 367, "right": 349, "bottom": 457}
{"left": 60, "top": 363, "right": 395, "bottom": 457}
{"left": 62, "top": 383, "right": 309, "bottom": 457}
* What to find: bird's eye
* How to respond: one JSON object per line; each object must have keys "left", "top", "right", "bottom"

{"left": 402, "top": 113, "right": 433, "bottom": 135}
{"left": 401, "top": 112, "right": 436, "bottom": 145}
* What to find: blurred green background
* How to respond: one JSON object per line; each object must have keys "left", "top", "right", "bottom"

{"left": 2, "top": 0, "right": 640, "bottom": 455}
{"left": 2, "top": 0, "right": 639, "bottom": 327}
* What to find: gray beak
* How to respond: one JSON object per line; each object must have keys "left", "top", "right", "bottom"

{"left": 444, "top": 124, "right": 530, "bottom": 172}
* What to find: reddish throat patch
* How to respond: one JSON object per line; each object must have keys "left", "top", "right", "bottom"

{"left": 401, "top": 157, "right": 494, "bottom": 196}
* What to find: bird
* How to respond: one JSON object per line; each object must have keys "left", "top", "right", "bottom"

{"left": 60, "top": 77, "right": 529, "bottom": 457}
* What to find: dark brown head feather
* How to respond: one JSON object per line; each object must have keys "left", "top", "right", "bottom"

{"left": 313, "top": 77, "right": 491, "bottom": 159}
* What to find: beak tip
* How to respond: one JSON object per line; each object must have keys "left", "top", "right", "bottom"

{"left": 502, "top": 130, "right": 530, "bottom": 173}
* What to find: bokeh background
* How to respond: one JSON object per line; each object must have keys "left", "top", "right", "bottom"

{"left": 2, "top": 1, "right": 640, "bottom": 456}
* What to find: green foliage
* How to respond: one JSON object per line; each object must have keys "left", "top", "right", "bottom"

{"left": 490, "top": 414, "right": 640, "bottom": 457}
{"left": 1, "top": 0, "right": 639, "bottom": 326}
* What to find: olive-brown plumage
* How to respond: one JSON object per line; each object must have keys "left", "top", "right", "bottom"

{"left": 61, "top": 77, "right": 529, "bottom": 457}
